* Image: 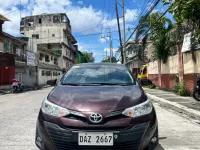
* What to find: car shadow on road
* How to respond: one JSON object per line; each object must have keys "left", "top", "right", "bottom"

{"left": 155, "top": 143, "right": 165, "bottom": 150}
{"left": 154, "top": 136, "right": 167, "bottom": 150}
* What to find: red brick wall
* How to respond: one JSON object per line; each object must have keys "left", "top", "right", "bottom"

{"left": 149, "top": 73, "right": 197, "bottom": 92}
{"left": 183, "top": 74, "right": 199, "bottom": 92}
{"left": 148, "top": 74, "right": 159, "bottom": 87}
{"left": 161, "top": 74, "right": 176, "bottom": 90}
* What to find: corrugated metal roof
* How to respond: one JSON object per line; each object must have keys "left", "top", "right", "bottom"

{"left": 38, "top": 63, "right": 62, "bottom": 71}
{"left": 0, "top": 14, "right": 10, "bottom": 21}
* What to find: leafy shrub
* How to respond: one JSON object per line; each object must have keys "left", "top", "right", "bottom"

{"left": 173, "top": 81, "right": 190, "bottom": 96}
{"left": 149, "top": 83, "right": 156, "bottom": 89}
{"left": 143, "top": 83, "right": 156, "bottom": 89}
{"left": 173, "top": 82, "right": 179, "bottom": 93}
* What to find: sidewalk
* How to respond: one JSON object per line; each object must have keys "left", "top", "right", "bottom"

{"left": 144, "top": 88, "right": 200, "bottom": 121}
{"left": 0, "top": 85, "right": 51, "bottom": 95}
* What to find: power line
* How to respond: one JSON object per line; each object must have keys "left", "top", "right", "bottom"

{"left": 137, "top": 4, "right": 175, "bottom": 40}
{"left": 124, "top": 0, "right": 161, "bottom": 44}
{"left": 125, "top": 0, "right": 152, "bottom": 38}
{"left": 4, "top": 0, "right": 35, "bottom": 16}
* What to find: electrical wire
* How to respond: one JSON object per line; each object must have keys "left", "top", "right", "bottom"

{"left": 124, "top": 0, "right": 161, "bottom": 44}
{"left": 4, "top": 0, "right": 35, "bottom": 16}
{"left": 125, "top": 0, "right": 155, "bottom": 38}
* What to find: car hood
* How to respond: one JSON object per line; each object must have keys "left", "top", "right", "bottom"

{"left": 48, "top": 85, "right": 147, "bottom": 112}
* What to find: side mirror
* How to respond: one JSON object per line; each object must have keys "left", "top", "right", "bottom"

{"left": 47, "top": 79, "right": 57, "bottom": 86}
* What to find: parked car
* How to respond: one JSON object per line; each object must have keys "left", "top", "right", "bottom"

{"left": 35, "top": 63, "right": 158, "bottom": 150}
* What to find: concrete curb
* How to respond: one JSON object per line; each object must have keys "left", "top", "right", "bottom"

{"left": 147, "top": 93, "right": 200, "bottom": 121}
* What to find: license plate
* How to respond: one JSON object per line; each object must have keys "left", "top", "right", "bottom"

{"left": 78, "top": 132, "right": 113, "bottom": 146}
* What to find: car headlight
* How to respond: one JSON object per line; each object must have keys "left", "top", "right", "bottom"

{"left": 41, "top": 97, "right": 70, "bottom": 117}
{"left": 122, "top": 98, "right": 152, "bottom": 118}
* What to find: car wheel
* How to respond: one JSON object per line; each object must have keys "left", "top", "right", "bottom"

{"left": 193, "top": 89, "right": 200, "bottom": 101}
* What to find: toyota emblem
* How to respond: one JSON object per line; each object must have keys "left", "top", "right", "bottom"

{"left": 89, "top": 113, "right": 103, "bottom": 123}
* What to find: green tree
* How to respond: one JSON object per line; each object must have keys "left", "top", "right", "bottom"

{"left": 147, "top": 12, "right": 173, "bottom": 63}
{"left": 135, "top": 11, "right": 173, "bottom": 63}
{"left": 101, "top": 57, "right": 118, "bottom": 63}
{"left": 82, "top": 51, "right": 95, "bottom": 62}
{"left": 163, "top": 0, "right": 200, "bottom": 43}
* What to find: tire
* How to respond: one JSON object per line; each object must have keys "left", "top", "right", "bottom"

{"left": 193, "top": 89, "right": 200, "bottom": 101}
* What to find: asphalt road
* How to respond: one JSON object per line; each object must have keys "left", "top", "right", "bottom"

{"left": 0, "top": 87, "right": 200, "bottom": 150}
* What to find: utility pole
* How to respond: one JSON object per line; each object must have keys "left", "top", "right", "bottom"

{"left": 109, "top": 31, "right": 112, "bottom": 63}
{"left": 110, "top": 40, "right": 113, "bottom": 62}
{"left": 122, "top": 0, "right": 126, "bottom": 64}
{"left": 101, "top": 28, "right": 112, "bottom": 63}
{"left": 115, "top": 1, "right": 124, "bottom": 63}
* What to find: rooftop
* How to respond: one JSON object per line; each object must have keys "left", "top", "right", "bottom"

{"left": 0, "top": 14, "right": 10, "bottom": 21}
{"left": 22, "top": 13, "right": 67, "bottom": 18}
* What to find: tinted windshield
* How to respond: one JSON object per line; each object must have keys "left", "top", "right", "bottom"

{"left": 61, "top": 65, "right": 135, "bottom": 85}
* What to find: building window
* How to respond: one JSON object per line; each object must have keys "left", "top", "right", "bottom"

{"left": 39, "top": 18, "right": 42, "bottom": 24}
{"left": 32, "top": 34, "right": 39, "bottom": 39}
{"left": 61, "top": 14, "right": 67, "bottom": 22}
{"left": 39, "top": 53, "right": 44, "bottom": 61}
{"left": 54, "top": 57, "right": 58, "bottom": 65}
{"left": 46, "top": 71, "right": 52, "bottom": 76}
{"left": 45, "top": 55, "right": 50, "bottom": 62}
{"left": 42, "top": 70, "right": 45, "bottom": 76}
{"left": 47, "top": 44, "right": 50, "bottom": 49}
{"left": 53, "top": 72, "right": 57, "bottom": 76}
{"left": 52, "top": 34, "right": 55, "bottom": 37}
{"left": 53, "top": 15, "right": 60, "bottom": 23}
{"left": 18, "top": 73, "right": 22, "bottom": 82}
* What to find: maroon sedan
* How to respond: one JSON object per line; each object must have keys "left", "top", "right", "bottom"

{"left": 35, "top": 63, "right": 158, "bottom": 150}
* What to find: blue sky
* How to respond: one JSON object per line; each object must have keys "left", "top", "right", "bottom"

{"left": 0, "top": 0, "right": 171, "bottom": 62}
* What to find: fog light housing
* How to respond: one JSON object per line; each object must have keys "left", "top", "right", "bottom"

{"left": 35, "top": 129, "right": 44, "bottom": 149}
{"left": 151, "top": 137, "right": 157, "bottom": 143}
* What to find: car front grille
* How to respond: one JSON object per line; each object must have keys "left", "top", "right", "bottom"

{"left": 45, "top": 121, "right": 148, "bottom": 150}
{"left": 51, "top": 141, "right": 140, "bottom": 150}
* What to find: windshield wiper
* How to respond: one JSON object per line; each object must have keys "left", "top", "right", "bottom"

{"left": 61, "top": 83, "right": 81, "bottom": 86}
{"left": 88, "top": 83, "right": 133, "bottom": 86}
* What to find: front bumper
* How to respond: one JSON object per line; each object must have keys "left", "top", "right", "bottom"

{"left": 36, "top": 110, "right": 158, "bottom": 150}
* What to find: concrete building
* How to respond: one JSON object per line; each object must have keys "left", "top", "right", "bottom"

{"left": 125, "top": 39, "right": 151, "bottom": 75}
{"left": 20, "top": 13, "right": 77, "bottom": 74}
{"left": 2, "top": 33, "right": 37, "bottom": 88}
{"left": 37, "top": 44, "right": 62, "bottom": 86}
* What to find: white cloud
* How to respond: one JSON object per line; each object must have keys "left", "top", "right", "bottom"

{"left": 0, "top": 0, "right": 29, "bottom": 9}
{"left": 99, "top": 35, "right": 110, "bottom": 43}
{"left": 77, "top": 1, "right": 83, "bottom": 5}
{"left": 0, "top": 6, "right": 31, "bottom": 35}
{"left": 104, "top": 47, "right": 118, "bottom": 58}
{"left": 0, "top": 0, "right": 138, "bottom": 39}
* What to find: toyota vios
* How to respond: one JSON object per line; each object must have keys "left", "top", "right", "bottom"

{"left": 35, "top": 63, "right": 158, "bottom": 150}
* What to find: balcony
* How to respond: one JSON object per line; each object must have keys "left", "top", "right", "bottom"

{"left": 15, "top": 54, "right": 26, "bottom": 62}
{"left": 69, "top": 44, "right": 76, "bottom": 51}
{"left": 15, "top": 54, "right": 26, "bottom": 66}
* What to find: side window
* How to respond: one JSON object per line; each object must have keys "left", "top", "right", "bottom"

{"left": 42, "top": 70, "right": 45, "bottom": 76}
{"left": 32, "top": 34, "right": 39, "bottom": 39}
{"left": 53, "top": 15, "right": 60, "bottom": 23}
{"left": 39, "top": 18, "right": 42, "bottom": 24}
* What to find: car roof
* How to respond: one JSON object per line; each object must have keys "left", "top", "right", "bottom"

{"left": 73, "top": 63, "right": 126, "bottom": 67}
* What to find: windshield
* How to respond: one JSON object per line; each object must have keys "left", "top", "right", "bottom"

{"left": 61, "top": 65, "right": 135, "bottom": 85}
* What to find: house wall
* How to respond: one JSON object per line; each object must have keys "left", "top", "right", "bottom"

{"left": 38, "top": 69, "right": 62, "bottom": 85}
{"left": 0, "top": 41, "right": 3, "bottom": 52}
{"left": 15, "top": 67, "right": 37, "bottom": 87}
{"left": 148, "top": 50, "right": 200, "bottom": 92}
